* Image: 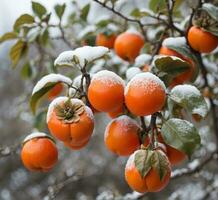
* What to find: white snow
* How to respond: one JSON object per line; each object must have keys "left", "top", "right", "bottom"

{"left": 135, "top": 54, "right": 152, "bottom": 67}
{"left": 171, "top": 85, "right": 201, "bottom": 96}
{"left": 125, "top": 28, "right": 144, "bottom": 38}
{"left": 23, "top": 132, "right": 48, "bottom": 143}
{"left": 32, "top": 74, "right": 72, "bottom": 95}
{"left": 85, "top": 105, "right": 94, "bottom": 121}
{"left": 91, "top": 70, "right": 125, "bottom": 87}
{"left": 78, "top": 25, "right": 95, "bottom": 39}
{"left": 125, "top": 72, "right": 166, "bottom": 95}
{"left": 126, "top": 67, "right": 142, "bottom": 80}
{"left": 54, "top": 46, "right": 110, "bottom": 68}
{"left": 162, "top": 37, "right": 186, "bottom": 47}
{"left": 104, "top": 115, "right": 140, "bottom": 141}
{"left": 46, "top": 97, "right": 85, "bottom": 123}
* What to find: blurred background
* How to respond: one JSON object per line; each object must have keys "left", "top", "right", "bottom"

{"left": 0, "top": 0, "right": 218, "bottom": 200}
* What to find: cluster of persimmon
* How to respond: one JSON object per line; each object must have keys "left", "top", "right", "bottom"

{"left": 21, "top": 24, "right": 218, "bottom": 193}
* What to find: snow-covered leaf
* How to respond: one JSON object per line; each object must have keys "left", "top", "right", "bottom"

{"left": 30, "top": 74, "right": 72, "bottom": 114}
{"left": 161, "top": 118, "right": 201, "bottom": 157}
{"left": 54, "top": 46, "right": 109, "bottom": 68}
{"left": 169, "top": 85, "right": 209, "bottom": 119}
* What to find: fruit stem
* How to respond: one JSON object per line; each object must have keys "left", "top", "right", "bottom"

{"left": 150, "top": 114, "right": 157, "bottom": 149}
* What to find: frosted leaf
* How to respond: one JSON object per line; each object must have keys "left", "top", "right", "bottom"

{"left": 92, "top": 70, "right": 125, "bottom": 87}
{"left": 162, "top": 37, "right": 186, "bottom": 47}
{"left": 125, "top": 72, "right": 166, "bottom": 95}
{"left": 32, "top": 73, "right": 72, "bottom": 95}
{"left": 135, "top": 54, "right": 152, "bottom": 67}
{"left": 54, "top": 46, "right": 110, "bottom": 68}
{"left": 125, "top": 150, "right": 140, "bottom": 171}
{"left": 170, "top": 85, "right": 208, "bottom": 117}
{"left": 126, "top": 67, "right": 142, "bottom": 80}
{"left": 23, "top": 132, "right": 49, "bottom": 143}
{"left": 46, "top": 97, "right": 85, "bottom": 123}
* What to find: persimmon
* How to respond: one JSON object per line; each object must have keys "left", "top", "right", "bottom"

{"left": 21, "top": 133, "right": 58, "bottom": 172}
{"left": 158, "top": 134, "right": 186, "bottom": 166}
{"left": 188, "top": 26, "right": 218, "bottom": 53}
{"left": 47, "top": 97, "right": 94, "bottom": 150}
{"left": 125, "top": 150, "right": 171, "bottom": 193}
{"left": 96, "top": 33, "right": 117, "bottom": 49}
{"left": 142, "top": 64, "right": 150, "bottom": 72}
{"left": 104, "top": 115, "right": 141, "bottom": 156}
{"left": 114, "top": 31, "right": 144, "bottom": 62}
{"left": 88, "top": 70, "right": 125, "bottom": 112}
{"left": 125, "top": 72, "right": 166, "bottom": 116}
{"left": 48, "top": 83, "right": 63, "bottom": 100}
{"left": 107, "top": 104, "right": 124, "bottom": 119}
{"left": 159, "top": 46, "right": 196, "bottom": 87}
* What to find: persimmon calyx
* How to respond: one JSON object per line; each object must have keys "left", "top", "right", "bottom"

{"left": 54, "top": 99, "right": 85, "bottom": 123}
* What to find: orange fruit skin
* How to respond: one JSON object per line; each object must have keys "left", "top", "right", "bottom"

{"left": 48, "top": 83, "right": 63, "bottom": 101}
{"left": 114, "top": 32, "right": 144, "bottom": 62}
{"left": 104, "top": 116, "right": 140, "bottom": 156}
{"left": 142, "top": 64, "right": 150, "bottom": 72}
{"left": 107, "top": 104, "right": 124, "bottom": 119}
{"left": 88, "top": 76, "right": 124, "bottom": 112}
{"left": 158, "top": 134, "right": 186, "bottom": 166}
{"left": 125, "top": 151, "right": 171, "bottom": 193}
{"left": 159, "top": 46, "right": 196, "bottom": 87}
{"left": 47, "top": 108, "right": 94, "bottom": 148}
{"left": 21, "top": 138, "right": 58, "bottom": 172}
{"left": 188, "top": 26, "right": 218, "bottom": 53}
{"left": 125, "top": 76, "right": 166, "bottom": 116}
{"left": 64, "top": 139, "right": 90, "bottom": 150}
{"left": 96, "top": 33, "right": 117, "bottom": 49}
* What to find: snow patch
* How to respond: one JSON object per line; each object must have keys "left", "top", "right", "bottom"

{"left": 104, "top": 115, "right": 140, "bottom": 142}
{"left": 78, "top": 25, "right": 95, "bottom": 39}
{"left": 126, "top": 28, "right": 144, "bottom": 38}
{"left": 125, "top": 72, "right": 166, "bottom": 95}
{"left": 23, "top": 132, "right": 48, "bottom": 143}
{"left": 32, "top": 74, "right": 72, "bottom": 95}
{"left": 91, "top": 70, "right": 125, "bottom": 87}
{"left": 126, "top": 67, "right": 142, "bottom": 80}
{"left": 54, "top": 46, "right": 110, "bottom": 68}
{"left": 162, "top": 37, "right": 186, "bottom": 47}
{"left": 135, "top": 54, "right": 151, "bottom": 67}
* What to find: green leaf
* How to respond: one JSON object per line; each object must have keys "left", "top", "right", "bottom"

{"left": 0, "top": 32, "right": 17, "bottom": 43}
{"left": 30, "top": 82, "right": 57, "bottom": 114}
{"left": 80, "top": 4, "right": 90, "bottom": 21}
{"left": 151, "top": 151, "right": 169, "bottom": 181}
{"left": 9, "top": 40, "right": 27, "bottom": 67}
{"left": 149, "top": 0, "right": 166, "bottom": 12}
{"left": 161, "top": 118, "right": 201, "bottom": 157}
{"left": 134, "top": 150, "right": 153, "bottom": 178}
{"left": 130, "top": 8, "right": 152, "bottom": 18}
{"left": 39, "top": 28, "right": 49, "bottom": 45}
{"left": 21, "top": 62, "right": 33, "bottom": 79}
{"left": 202, "top": 3, "right": 218, "bottom": 21}
{"left": 164, "top": 38, "right": 199, "bottom": 81}
{"left": 32, "top": 1, "right": 47, "bottom": 18}
{"left": 169, "top": 85, "right": 208, "bottom": 118}
{"left": 54, "top": 3, "right": 66, "bottom": 19}
{"left": 13, "top": 14, "right": 35, "bottom": 32}
{"left": 154, "top": 56, "right": 191, "bottom": 86}
{"left": 33, "top": 109, "right": 47, "bottom": 131}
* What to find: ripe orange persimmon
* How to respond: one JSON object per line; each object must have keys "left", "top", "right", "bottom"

{"left": 107, "top": 104, "right": 124, "bottom": 119}
{"left": 125, "top": 150, "right": 171, "bottom": 193}
{"left": 159, "top": 46, "right": 196, "bottom": 87}
{"left": 21, "top": 133, "right": 58, "bottom": 172}
{"left": 96, "top": 33, "right": 117, "bottom": 49}
{"left": 114, "top": 31, "right": 144, "bottom": 62}
{"left": 125, "top": 72, "right": 166, "bottom": 116}
{"left": 47, "top": 97, "right": 94, "bottom": 150}
{"left": 48, "top": 83, "right": 63, "bottom": 100}
{"left": 188, "top": 26, "right": 218, "bottom": 53}
{"left": 88, "top": 70, "right": 125, "bottom": 112}
{"left": 158, "top": 134, "right": 186, "bottom": 166}
{"left": 104, "top": 115, "right": 141, "bottom": 156}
